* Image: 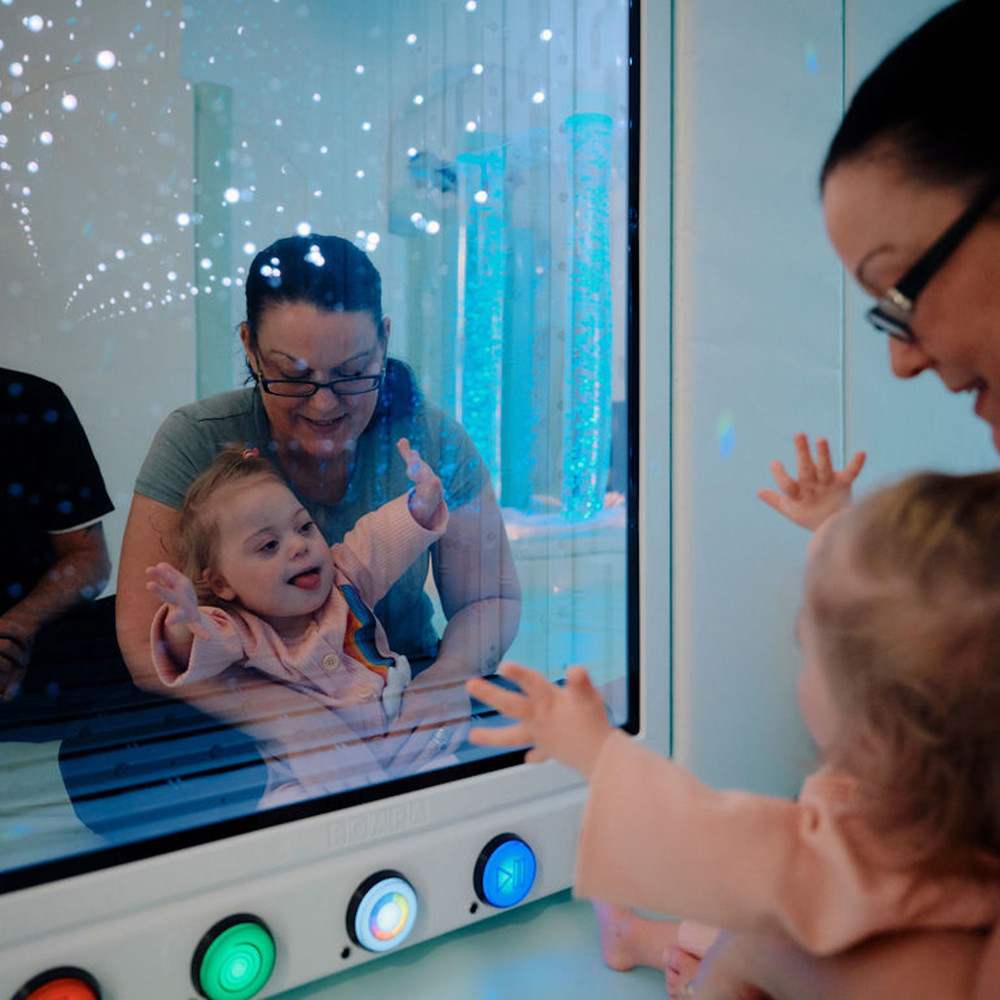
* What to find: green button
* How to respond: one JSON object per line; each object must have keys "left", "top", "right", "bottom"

{"left": 196, "top": 919, "right": 275, "bottom": 1000}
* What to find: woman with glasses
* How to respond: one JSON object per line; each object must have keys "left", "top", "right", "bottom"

{"left": 115, "top": 233, "right": 521, "bottom": 793}
{"left": 692, "top": 2, "right": 1000, "bottom": 997}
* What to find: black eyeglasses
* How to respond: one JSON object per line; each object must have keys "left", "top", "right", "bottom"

{"left": 253, "top": 362, "right": 386, "bottom": 398}
{"left": 867, "top": 175, "right": 1000, "bottom": 343}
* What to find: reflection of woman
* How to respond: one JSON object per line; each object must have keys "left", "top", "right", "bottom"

{"left": 695, "top": 2, "right": 1000, "bottom": 997}
{"left": 117, "top": 234, "right": 521, "bottom": 777}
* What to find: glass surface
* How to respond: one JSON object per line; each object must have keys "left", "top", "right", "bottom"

{"left": 0, "top": 0, "right": 633, "bottom": 888}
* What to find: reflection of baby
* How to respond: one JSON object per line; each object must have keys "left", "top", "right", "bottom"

{"left": 146, "top": 439, "right": 447, "bottom": 806}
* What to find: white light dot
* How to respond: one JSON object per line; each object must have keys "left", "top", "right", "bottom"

{"left": 96, "top": 50, "right": 117, "bottom": 71}
{"left": 412, "top": 94, "right": 423, "bottom": 106}
{"left": 167, "top": 270, "right": 178, "bottom": 280}
{"left": 10, "top": 63, "right": 24, "bottom": 78}
{"left": 426, "top": 220, "right": 440, "bottom": 235}
{"left": 474, "top": 189, "right": 488, "bottom": 204}
{"left": 62, "top": 93, "right": 78, "bottom": 111}
{"left": 176, "top": 212, "right": 191, "bottom": 226}
{"left": 407, "top": 146, "right": 418, "bottom": 158}
{"left": 242, "top": 242, "right": 256, "bottom": 255}
{"left": 320, "top": 145, "right": 329, "bottom": 154}
{"left": 26, "top": 161, "right": 38, "bottom": 173}
{"left": 115, "top": 249, "right": 126, "bottom": 259}
{"left": 540, "top": 28, "right": 553, "bottom": 41}
{"left": 406, "top": 33, "right": 417, "bottom": 45}
{"left": 312, "top": 92, "right": 321, "bottom": 102}
{"left": 472, "top": 63, "right": 484, "bottom": 75}
{"left": 465, "top": 0, "right": 477, "bottom": 9}
{"left": 465, "top": 120, "right": 477, "bottom": 132}
{"left": 355, "top": 64, "right": 365, "bottom": 74}
{"left": 200, "top": 257, "right": 212, "bottom": 269}
{"left": 355, "top": 169, "right": 365, "bottom": 179}
{"left": 362, "top": 121, "right": 372, "bottom": 131}
{"left": 532, "top": 90, "right": 546, "bottom": 104}
{"left": 223, "top": 186, "right": 240, "bottom": 203}
{"left": 140, "top": 232, "right": 153, "bottom": 245}
{"left": 296, "top": 221, "right": 311, "bottom": 236}
{"left": 39, "top": 131, "right": 53, "bottom": 145}
{"left": 25, "top": 14, "right": 44, "bottom": 32}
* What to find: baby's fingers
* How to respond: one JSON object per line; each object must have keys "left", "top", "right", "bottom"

{"left": 843, "top": 449, "right": 867, "bottom": 482}
{"left": 466, "top": 675, "right": 530, "bottom": 719}
{"left": 396, "top": 437, "right": 423, "bottom": 475}
{"left": 768, "top": 460, "right": 800, "bottom": 499}
{"left": 467, "top": 722, "right": 533, "bottom": 748}
{"left": 793, "top": 433, "right": 818, "bottom": 482}
{"left": 496, "top": 661, "right": 552, "bottom": 698}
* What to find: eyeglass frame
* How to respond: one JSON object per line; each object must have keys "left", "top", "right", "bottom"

{"left": 866, "top": 174, "right": 1000, "bottom": 343}
{"left": 252, "top": 354, "right": 387, "bottom": 397}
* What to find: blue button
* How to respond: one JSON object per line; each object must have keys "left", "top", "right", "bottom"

{"left": 474, "top": 834, "right": 536, "bottom": 908}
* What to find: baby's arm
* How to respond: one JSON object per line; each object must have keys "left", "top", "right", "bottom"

{"left": 466, "top": 662, "right": 612, "bottom": 779}
{"left": 757, "top": 433, "right": 865, "bottom": 532}
{"left": 146, "top": 562, "right": 216, "bottom": 667}
{"left": 397, "top": 437, "right": 445, "bottom": 529}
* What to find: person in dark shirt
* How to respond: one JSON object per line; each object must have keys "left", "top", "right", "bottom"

{"left": 0, "top": 367, "right": 113, "bottom": 702}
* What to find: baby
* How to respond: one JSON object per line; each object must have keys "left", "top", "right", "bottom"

{"left": 147, "top": 438, "right": 448, "bottom": 806}
{"left": 468, "top": 469, "right": 1000, "bottom": 998}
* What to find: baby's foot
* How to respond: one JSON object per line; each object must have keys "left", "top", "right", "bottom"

{"left": 593, "top": 901, "right": 679, "bottom": 972}
{"left": 665, "top": 945, "right": 702, "bottom": 1000}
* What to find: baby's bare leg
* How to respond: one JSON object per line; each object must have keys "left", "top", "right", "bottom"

{"left": 592, "top": 901, "right": 680, "bottom": 971}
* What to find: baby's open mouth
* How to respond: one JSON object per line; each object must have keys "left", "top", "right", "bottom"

{"left": 288, "top": 568, "right": 322, "bottom": 590}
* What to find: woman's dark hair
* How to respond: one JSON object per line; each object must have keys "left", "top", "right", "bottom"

{"left": 243, "top": 234, "right": 384, "bottom": 350}
{"left": 821, "top": 0, "right": 1000, "bottom": 191}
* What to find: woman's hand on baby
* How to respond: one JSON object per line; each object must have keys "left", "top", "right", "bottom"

{"left": 398, "top": 437, "right": 445, "bottom": 529}
{"left": 146, "top": 562, "right": 214, "bottom": 640}
{"left": 757, "top": 433, "right": 865, "bottom": 532}
{"left": 466, "top": 662, "right": 612, "bottom": 780}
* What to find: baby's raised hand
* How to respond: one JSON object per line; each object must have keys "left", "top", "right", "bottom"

{"left": 466, "top": 663, "right": 612, "bottom": 780}
{"left": 146, "top": 562, "right": 213, "bottom": 640}
{"left": 397, "top": 437, "right": 445, "bottom": 529}
{"left": 757, "top": 433, "right": 865, "bottom": 532}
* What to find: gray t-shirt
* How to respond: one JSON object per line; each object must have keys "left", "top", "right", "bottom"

{"left": 135, "top": 360, "right": 486, "bottom": 662}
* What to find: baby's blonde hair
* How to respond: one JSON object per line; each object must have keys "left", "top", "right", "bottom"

{"left": 175, "top": 444, "right": 285, "bottom": 605}
{"left": 810, "top": 470, "right": 1000, "bottom": 879}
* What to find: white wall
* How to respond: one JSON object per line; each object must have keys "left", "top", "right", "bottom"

{"left": 671, "top": 0, "right": 996, "bottom": 797}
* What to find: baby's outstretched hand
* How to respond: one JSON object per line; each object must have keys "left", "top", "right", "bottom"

{"left": 757, "top": 432, "right": 865, "bottom": 532}
{"left": 466, "top": 663, "right": 612, "bottom": 780}
{"left": 146, "top": 562, "right": 213, "bottom": 640}
{"left": 398, "top": 437, "right": 444, "bottom": 529}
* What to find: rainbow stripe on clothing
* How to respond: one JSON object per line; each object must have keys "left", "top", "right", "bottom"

{"left": 340, "top": 583, "right": 395, "bottom": 680}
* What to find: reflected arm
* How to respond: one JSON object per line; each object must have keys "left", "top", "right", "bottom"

{"left": 430, "top": 482, "right": 521, "bottom": 683}
{"left": 0, "top": 522, "right": 111, "bottom": 697}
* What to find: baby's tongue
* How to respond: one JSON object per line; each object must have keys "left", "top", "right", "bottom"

{"left": 290, "top": 569, "right": 321, "bottom": 589}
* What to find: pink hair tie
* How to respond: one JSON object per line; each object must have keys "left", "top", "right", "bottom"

{"left": 242, "top": 447, "right": 259, "bottom": 459}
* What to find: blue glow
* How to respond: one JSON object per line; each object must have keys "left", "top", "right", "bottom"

{"left": 562, "top": 112, "right": 614, "bottom": 520}
{"left": 717, "top": 412, "right": 735, "bottom": 458}
{"left": 478, "top": 837, "right": 536, "bottom": 908}
{"left": 457, "top": 148, "right": 507, "bottom": 483}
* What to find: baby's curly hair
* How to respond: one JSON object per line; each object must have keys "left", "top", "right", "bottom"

{"left": 810, "top": 470, "right": 1000, "bottom": 880}
{"left": 175, "top": 445, "right": 285, "bottom": 605}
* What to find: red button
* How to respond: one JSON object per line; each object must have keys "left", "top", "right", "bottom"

{"left": 20, "top": 977, "right": 99, "bottom": 1000}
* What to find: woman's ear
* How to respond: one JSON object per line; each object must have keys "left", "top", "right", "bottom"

{"left": 239, "top": 322, "right": 254, "bottom": 364}
{"left": 205, "top": 569, "right": 237, "bottom": 603}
